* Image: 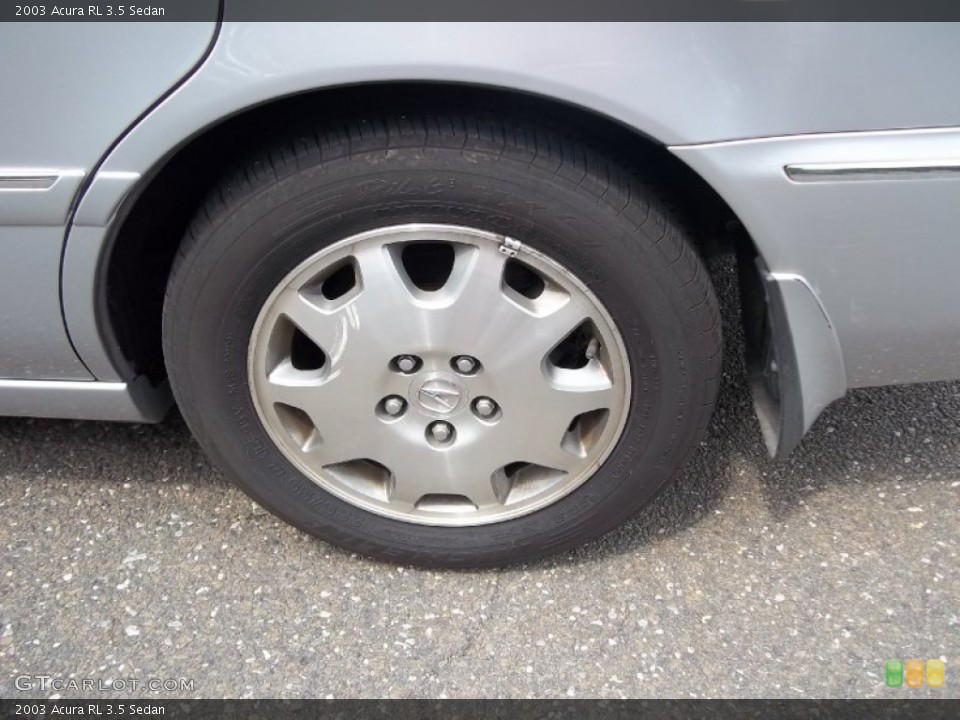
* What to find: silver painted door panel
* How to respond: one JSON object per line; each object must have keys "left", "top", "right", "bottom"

{"left": 0, "top": 22, "right": 216, "bottom": 169}
{"left": 0, "top": 21, "right": 216, "bottom": 379}
{"left": 0, "top": 226, "right": 84, "bottom": 378}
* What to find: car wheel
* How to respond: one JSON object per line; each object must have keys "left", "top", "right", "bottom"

{"left": 163, "top": 111, "right": 721, "bottom": 567}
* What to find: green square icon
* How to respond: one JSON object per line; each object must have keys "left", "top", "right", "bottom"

{"left": 886, "top": 659, "right": 904, "bottom": 687}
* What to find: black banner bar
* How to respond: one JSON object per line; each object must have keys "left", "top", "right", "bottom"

{"left": 3, "top": 0, "right": 960, "bottom": 22}
{"left": 224, "top": 0, "right": 960, "bottom": 21}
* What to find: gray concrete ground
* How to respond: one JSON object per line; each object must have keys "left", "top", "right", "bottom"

{"left": 1, "top": 262, "right": 957, "bottom": 698}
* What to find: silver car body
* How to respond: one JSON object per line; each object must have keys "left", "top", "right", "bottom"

{"left": 2, "top": 21, "right": 959, "bottom": 455}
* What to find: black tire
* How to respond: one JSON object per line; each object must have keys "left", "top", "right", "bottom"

{"left": 163, "top": 110, "right": 721, "bottom": 567}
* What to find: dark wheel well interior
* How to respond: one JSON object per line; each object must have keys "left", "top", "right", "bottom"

{"left": 102, "top": 82, "right": 750, "bottom": 384}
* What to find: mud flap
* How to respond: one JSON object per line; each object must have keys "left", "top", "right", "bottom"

{"left": 739, "top": 253, "right": 847, "bottom": 457}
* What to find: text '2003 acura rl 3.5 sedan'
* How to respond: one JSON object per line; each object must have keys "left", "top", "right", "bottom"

{"left": 2, "top": 21, "right": 959, "bottom": 566}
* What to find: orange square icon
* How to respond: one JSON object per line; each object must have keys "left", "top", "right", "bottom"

{"left": 927, "top": 659, "right": 945, "bottom": 688}
{"left": 905, "top": 659, "right": 924, "bottom": 688}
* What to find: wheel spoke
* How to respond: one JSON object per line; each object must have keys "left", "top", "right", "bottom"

{"left": 524, "top": 294, "right": 598, "bottom": 359}
{"left": 261, "top": 374, "right": 380, "bottom": 459}
{"left": 350, "top": 243, "right": 423, "bottom": 346}
{"left": 446, "top": 242, "right": 509, "bottom": 310}
{"left": 408, "top": 242, "right": 521, "bottom": 353}
{"left": 384, "top": 464, "right": 439, "bottom": 509}
{"left": 271, "top": 288, "right": 350, "bottom": 361}
{"left": 261, "top": 365, "right": 348, "bottom": 417}
{"left": 259, "top": 361, "right": 323, "bottom": 409}
{"left": 488, "top": 356, "right": 618, "bottom": 466}
{"left": 483, "top": 294, "right": 595, "bottom": 376}
{"left": 541, "top": 367, "right": 618, "bottom": 420}
{"left": 388, "top": 441, "right": 505, "bottom": 510}
{"left": 493, "top": 343, "right": 617, "bottom": 424}
{"left": 309, "top": 422, "right": 388, "bottom": 467}
{"left": 492, "top": 405, "right": 584, "bottom": 473}
{"left": 455, "top": 470, "right": 506, "bottom": 509}
{"left": 529, "top": 388, "right": 617, "bottom": 468}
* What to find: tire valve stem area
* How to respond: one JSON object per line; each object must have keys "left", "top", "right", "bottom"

{"left": 585, "top": 338, "right": 600, "bottom": 360}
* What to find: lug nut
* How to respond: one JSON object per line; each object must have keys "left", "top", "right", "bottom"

{"left": 428, "top": 421, "right": 454, "bottom": 443}
{"left": 383, "top": 396, "right": 405, "bottom": 416}
{"left": 453, "top": 355, "right": 479, "bottom": 374}
{"left": 395, "top": 355, "right": 418, "bottom": 373}
{"left": 474, "top": 397, "right": 497, "bottom": 418}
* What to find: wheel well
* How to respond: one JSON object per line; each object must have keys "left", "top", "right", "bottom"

{"left": 102, "top": 82, "right": 749, "bottom": 383}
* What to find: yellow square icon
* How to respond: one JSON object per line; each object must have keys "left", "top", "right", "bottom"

{"left": 905, "top": 659, "right": 924, "bottom": 688}
{"left": 927, "top": 659, "right": 945, "bottom": 688}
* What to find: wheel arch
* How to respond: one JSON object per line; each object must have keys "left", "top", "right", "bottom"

{"left": 68, "top": 83, "right": 746, "bottom": 375}
{"left": 63, "top": 81, "right": 798, "bottom": 448}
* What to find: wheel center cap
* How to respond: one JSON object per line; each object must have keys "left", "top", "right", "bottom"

{"left": 411, "top": 374, "right": 466, "bottom": 416}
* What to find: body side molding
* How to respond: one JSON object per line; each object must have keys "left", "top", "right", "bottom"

{"left": 0, "top": 375, "right": 172, "bottom": 423}
{"left": 0, "top": 169, "right": 84, "bottom": 191}
{"left": 785, "top": 159, "right": 960, "bottom": 182}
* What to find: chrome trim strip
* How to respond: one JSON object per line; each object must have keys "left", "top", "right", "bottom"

{"left": 96, "top": 170, "right": 141, "bottom": 182}
{"left": 785, "top": 160, "right": 960, "bottom": 183}
{"left": 0, "top": 378, "right": 125, "bottom": 391}
{"left": 0, "top": 376, "right": 171, "bottom": 423}
{"left": 0, "top": 168, "right": 84, "bottom": 191}
{"left": 0, "top": 175, "right": 58, "bottom": 190}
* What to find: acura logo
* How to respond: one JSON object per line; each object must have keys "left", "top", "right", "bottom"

{"left": 416, "top": 378, "right": 463, "bottom": 415}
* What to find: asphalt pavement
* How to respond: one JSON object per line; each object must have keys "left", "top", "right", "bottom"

{"left": 1, "top": 259, "right": 957, "bottom": 698}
